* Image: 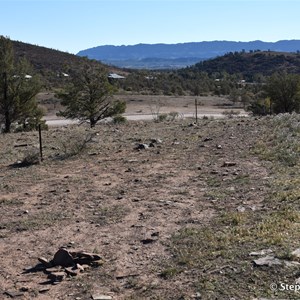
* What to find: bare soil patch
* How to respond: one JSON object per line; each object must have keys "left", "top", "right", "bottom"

{"left": 1, "top": 115, "right": 300, "bottom": 299}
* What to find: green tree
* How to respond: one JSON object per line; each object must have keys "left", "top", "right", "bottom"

{"left": 240, "top": 89, "right": 254, "bottom": 109}
{"left": 265, "top": 73, "right": 300, "bottom": 114}
{"left": 0, "top": 36, "right": 42, "bottom": 133}
{"left": 248, "top": 97, "right": 271, "bottom": 116}
{"left": 57, "top": 64, "right": 126, "bottom": 128}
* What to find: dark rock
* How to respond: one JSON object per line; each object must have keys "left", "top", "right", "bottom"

{"left": 141, "top": 238, "right": 157, "bottom": 244}
{"left": 47, "top": 271, "right": 66, "bottom": 282}
{"left": 151, "top": 231, "right": 160, "bottom": 237}
{"left": 14, "top": 143, "right": 28, "bottom": 148}
{"left": 135, "top": 143, "right": 149, "bottom": 150}
{"left": 150, "top": 138, "right": 162, "bottom": 144}
{"left": 210, "top": 170, "right": 219, "bottom": 174}
{"left": 52, "top": 248, "right": 74, "bottom": 267}
{"left": 203, "top": 137, "right": 213, "bottom": 142}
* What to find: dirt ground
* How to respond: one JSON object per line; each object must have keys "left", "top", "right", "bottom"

{"left": 1, "top": 112, "right": 299, "bottom": 299}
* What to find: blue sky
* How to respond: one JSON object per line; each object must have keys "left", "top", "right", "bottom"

{"left": 1, "top": 0, "right": 300, "bottom": 54}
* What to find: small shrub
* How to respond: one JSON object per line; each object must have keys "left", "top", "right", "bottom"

{"left": 21, "top": 148, "right": 40, "bottom": 166}
{"left": 112, "top": 114, "right": 127, "bottom": 124}
{"left": 222, "top": 109, "right": 240, "bottom": 118}
{"left": 168, "top": 111, "right": 179, "bottom": 121}
{"left": 160, "top": 267, "right": 180, "bottom": 279}
{"left": 58, "top": 128, "right": 94, "bottom": 158}
{"left": 157, "top": 113, "right": 168, "bottom": 122}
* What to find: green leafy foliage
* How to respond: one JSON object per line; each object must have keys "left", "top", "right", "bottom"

{"left": 57, "top": 64, "right": 126, "bottom": 127}
{"left": 265, "top": 73, "right": 300, "bottom": 113}
{"left": 0, "top": 36, "right": 42, "bottom": 133}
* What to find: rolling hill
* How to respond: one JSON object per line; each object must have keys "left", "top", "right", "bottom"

{"left": 11, "top": 40, "right": 122, "bottom": 88}
{"left": 183, "top": 51, "right": 300, "bottom": 80}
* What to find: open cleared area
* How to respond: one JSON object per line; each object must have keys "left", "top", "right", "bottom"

{"left": 1, "top": 113, "right": 300, "bottom": 299}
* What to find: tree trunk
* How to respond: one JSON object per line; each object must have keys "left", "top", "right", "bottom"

{"left": 3, "top": 72, "right": 11, "bottom": 133}
{"left": 4, "top": 112, "right": 11, "bottom": 133}
{"left": 90, "top": 118, "right": 96, "bottom": 128}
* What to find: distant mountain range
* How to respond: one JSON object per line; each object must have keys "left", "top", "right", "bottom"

{"left": 77, "top": 40, "right": 300, "bottom": 69}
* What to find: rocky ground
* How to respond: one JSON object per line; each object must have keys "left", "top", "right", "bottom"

{"left": 1, "top": 113, "right": 300, "bottom": 300}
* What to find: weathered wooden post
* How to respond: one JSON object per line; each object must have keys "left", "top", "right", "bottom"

{"left": 38, "top": 124, "right": 43, "bottom": 161}
{"left": 195, "top": 98, "right": 198, "bottom": 123}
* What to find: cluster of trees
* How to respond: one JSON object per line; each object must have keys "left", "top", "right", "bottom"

{"left": 0, "top": 37, "right": 125, "bottom": 131}
{"left": 115, "top": 68, "right": 300, "bottom": 116}
{"left": 0, "top": 36, "right": 43, "bottom": 133}
{"left": 115, "top": 70, "right": 237, "bottom": 96}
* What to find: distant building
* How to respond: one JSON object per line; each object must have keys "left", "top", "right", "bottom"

{"left": 56, "top": 72, "right": 69, "bottom": 78}
{"left": 108, "top": 73, "right": 125, "bottom": 79}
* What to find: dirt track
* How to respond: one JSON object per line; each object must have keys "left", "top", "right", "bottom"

{"left": 40, "top": 94, "right": 247, "bottom": 126}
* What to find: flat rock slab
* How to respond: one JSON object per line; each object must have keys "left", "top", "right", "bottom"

{"left": 249, "top": 249, "right": 273, "bottom": 256}
{"left": 253, "top": 255, "right": 282, "bottom": 267}
{"left": 4, "top": 290, "right": 24, "bottom": 298}
{"left": 92, "top": 295, "right": 112, "bottom": 300}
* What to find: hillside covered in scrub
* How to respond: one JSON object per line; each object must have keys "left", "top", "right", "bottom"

{"left": 11, "top": 40, "right": 124, "bottom": 88}
{"left": 186, "top": 51, "right": 300, "bottom": 81}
